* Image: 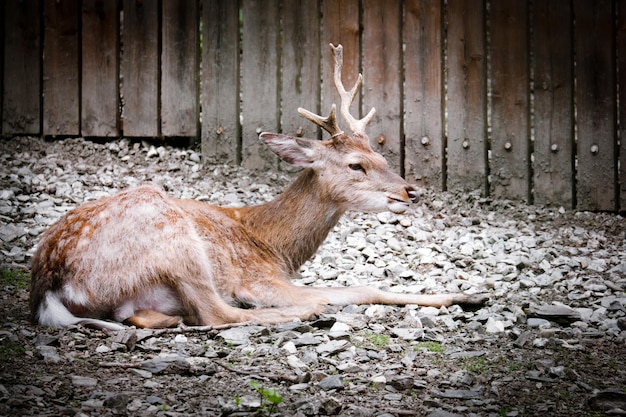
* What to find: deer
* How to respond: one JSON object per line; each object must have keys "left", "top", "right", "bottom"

{"left": 30, "top": 44, "right": 487, "bottom": 331}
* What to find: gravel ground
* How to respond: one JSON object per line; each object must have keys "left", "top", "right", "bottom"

{"left": 0, "top": 136, "right": 625, "bottom": 417}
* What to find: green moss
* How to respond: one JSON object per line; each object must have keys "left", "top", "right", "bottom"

{"left": 0, "top": 268, "right": 30, "bottom": 290}
{"left": 413, "top": 341, "right": 444, "bottom": 354}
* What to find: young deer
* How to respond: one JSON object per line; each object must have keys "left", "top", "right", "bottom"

{"left": 30, "top": 44, "right": 487, "bottom": 330}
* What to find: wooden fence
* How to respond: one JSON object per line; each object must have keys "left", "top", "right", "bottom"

{"left": 1, "top": 0, "right": 625, "bottom": 212}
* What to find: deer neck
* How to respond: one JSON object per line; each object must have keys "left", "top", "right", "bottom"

{"left": 238, "top": 169, "right": 345, "bottom": 275}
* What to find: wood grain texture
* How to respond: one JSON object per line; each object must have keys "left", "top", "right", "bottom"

{"left": 619, "top": 0, "right": 626, "bottom": 211}
{"left": 362, "top": 0, "right": 402, "bottom": 173}
{"left": 445, "top": 0, "right": 487, "bottom": 194}
{"left": 281, "top": 0, "right": 320, "bottom": 140}
{"left": 574, "top": 0, "right": 617, "bottom": 211}
{"left": 201, "top": 0, "right": 240, "bottom": 165}
{"left": 43, "top": 0, "right": 80, "bottom": 136}
{"left": 241, "top": 0, "right": 279, "bottom": 170}
{"left": 122, "top": 0, "right": 159, "bottom": 137}
{"left": 320, "top": 0, "right": 359, "bottom": 135}
{"left": 2, "top": 0, "right": 41, "bottom": 134}
{"left": 404, "top": 0, "right": 444, "bottom": 187}
{"left": 82, "top": 0, "right": 119, "bottom": 137}
{"left": 489, "top": 0, "right": 530, "bottom": 201}
{"left": 532, "top": 0, "right": 574, "bottom": 208}
{"left": 161, "top": 0, "right": 199, "bottom": 137}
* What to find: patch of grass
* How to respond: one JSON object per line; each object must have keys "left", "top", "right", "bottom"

{"left": 362, "top": 332, "right": 390, "bottom": 349}
{"left": 0, "top": 268, "right": 30, "bottom": 290}
{"left": 413, "top": 341, "right": 444, "bottom": 354}
{"left": 460, "top": 356, "right": 488, "bottom": 374}
{"left": 0, "top": 344, "right": 27, "bottom": 362}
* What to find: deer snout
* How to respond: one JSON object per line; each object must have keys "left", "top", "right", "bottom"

{"left": 406, "top": 186, "right": 419, "bottom": 203}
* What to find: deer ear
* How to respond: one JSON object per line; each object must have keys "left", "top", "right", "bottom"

{"left": 259, "top": 133, "right": 321, "bottom": 167}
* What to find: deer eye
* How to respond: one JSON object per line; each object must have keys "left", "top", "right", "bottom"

{"left": 349, "top": 163, "right": 366, "bottom": 173}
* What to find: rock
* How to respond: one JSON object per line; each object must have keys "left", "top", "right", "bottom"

{"left": 316, "top": 340, "right": 348, "bottom": 355}
{"left": 390, "top": 327, "right": 424, "bottom": 340}
{"left": 140, "top": 356, "right": 191, "bottom": 375}
{"left": 217, "top": 325, "right": 266, "bottom": 346}
{"left": 526, "top": 304, "right": 581, "bottom": 325}
{"left": 71, "top": 375, "right": 98, "bottom": 387}
{"left": 318, "top": 375, "right": 344, "bottom": 390}
{"left": 432, "top": 389, "right": 482, "bottom": 399}
{"left": 588, "top": 390, "right": 626, "bottom": 413}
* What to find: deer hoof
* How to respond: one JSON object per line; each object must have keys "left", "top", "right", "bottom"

{"left": 454, "top": 293, "right": 489, "bottom": 307}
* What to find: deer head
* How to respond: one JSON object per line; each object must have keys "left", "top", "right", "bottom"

{"left": 261, "top": 43, "right": 417, "bottom": 214}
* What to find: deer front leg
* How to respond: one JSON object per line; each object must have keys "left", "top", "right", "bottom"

{"left": 303, "top": 286, "right": 489, "bottom": 308}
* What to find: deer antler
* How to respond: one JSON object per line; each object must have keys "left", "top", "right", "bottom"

{"left": 297, "top": 104, "right": 344, "bottom": 138}
{"left": 298, "top": 43, "right": 376, "bottom": 139}
{"left": 330, "top": 43, "right": 376, "bottom": 136}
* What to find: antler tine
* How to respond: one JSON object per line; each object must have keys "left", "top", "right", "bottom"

{"left": 330, "top": 43, "right": 376, "bottom": 136}
{"left": 297, "top": 104, "right": 344, "bottom": 138}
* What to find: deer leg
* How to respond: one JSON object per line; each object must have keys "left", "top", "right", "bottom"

{"left": 303, "top": 286, "right": 489, "bottom": 308}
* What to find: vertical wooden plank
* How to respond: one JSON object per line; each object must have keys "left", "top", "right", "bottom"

{"left": 241, "top": 0, "right": 279, "bottom": 170}
{"left": 533, "top": 0, "right": 574, "bottom": 208}
{"left": 619, "top": 0, "right": 626, "bottom": 211}
{"left": 362, "top": 0, "right": 402, "bottom": 173}
{"left": 0, "top": 1, "right": 4, "bottom": 135}
{"left": 320, "top": 0, "right": 359, "bottom": 133}
{"left": 2, "top": 0, "right": 41, "bottom": 134}
{"left": 281, "top": 0, "right": 320, "bottom": 140}
{"left": 489, "top": 0, "right": 530, "bottom": 201}
{"left": 82, "top": 0, "right": 119, "bottom": 137}
{"left": 161, "top": 0, "right": 198, "bottom": 137}
{"left": 201, "top": 0, "right": 240, "bottom": 165}
{"left": 122, "top": 0, "right": 159, "bottom": 137}
{"left": 43, "top": 0, "right": 80, "bottom": 136}
{"left": 404, "top": 0, "right": 444, "bottom": 187}
{"left": 445, "top": 0, "right": 487, "bottom": 194}
{"left": 574, "top": 0, "right": 616, "bottom": 211}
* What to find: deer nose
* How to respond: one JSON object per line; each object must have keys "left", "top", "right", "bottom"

{"left": 406, "top": 186, "right": 419, "bottom": 203}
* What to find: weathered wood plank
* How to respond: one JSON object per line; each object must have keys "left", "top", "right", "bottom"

{"left": 161, "top": 0, "right": 199, "bottom": 137}
{"left": 2, "top": 0, "right": 41, "bottom": 134}
{"left": 82, "top": 0, "right": 119, "bottom": 137}
{"left": 617, "top": 0, "right": 626, "bottom": 211}
{"left": 122, "top": 0, "right": 159, "bottom": 137}
{"left": 361, "top": 0, "right": 402, "bottom": 173}
{"left": 489, "top": 0, "right": 530, "bottom": 201}
{"left": 0, "top": 1, "right": 4, "bottom": 135}
{"left": 320, "top": 0, "right": 359, "bottom": 135}
{"left": 404, "top": 0, "right": 444, "bottom": 187}
{"left": 241, "top": 0, "right": 279, "bottom": 170}
{"left": 201, "top": 0, "right": 240, "bottom": 165}
{"left": 43, "top": 0, "right": 80, "bottom": 136}
{"left": 445, "top": 0, "right": 487, "bottom": 194}
{"left": 574, "top": 0, "right": 617, "bottom": 211}
{"left": 281, "top": 0, "right": 320, "bottom": 140}
{"left": 533, "top": 0, "right": 574, "bottom": 208}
